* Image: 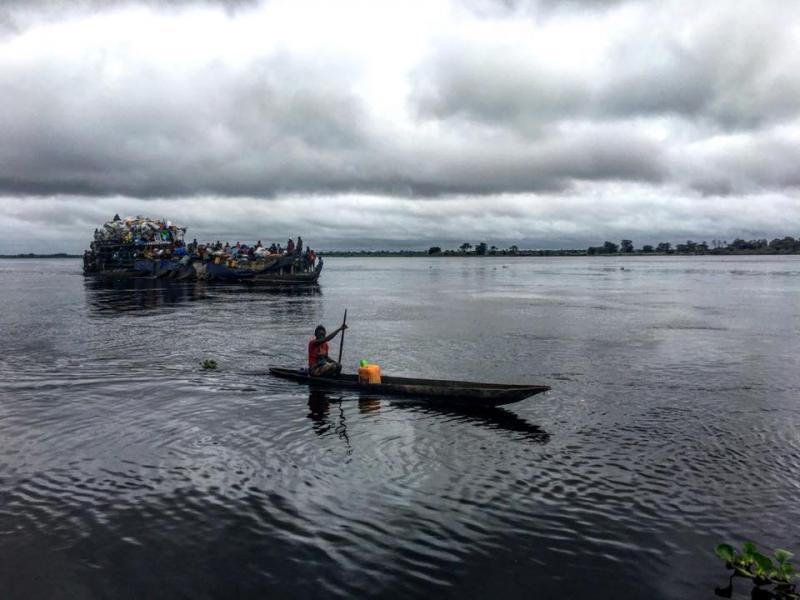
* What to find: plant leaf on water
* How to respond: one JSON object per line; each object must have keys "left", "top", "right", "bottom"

{"left": 716, "top": 544, "right": 737, "bottom": 562}
{"left": 743, "top": 542, "right": 758, "bottom": 558}
{"left": 752, "top": 552, "right": 773, "bottom": 574}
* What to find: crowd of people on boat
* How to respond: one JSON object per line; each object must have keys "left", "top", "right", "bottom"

{"left": 86, "top": 215, "right": 318, "bottom": 271}
{"left": 184, "top": 237, "right": 318, "bottom": 269}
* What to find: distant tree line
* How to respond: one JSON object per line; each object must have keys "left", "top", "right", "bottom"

{"left": 433, "top": 237, "right": 800, "bottom": 256}
{"left": 587, "top": 237, "right": 800, "bottom": 255}
{"left": 430, "top": 243, "right": 518, "bottom": 256}
{"left": 323, "top": 236, "right": 800, "bottom": 257}
{"left": 0, "top": 252, "right": 79, "bottom": 259}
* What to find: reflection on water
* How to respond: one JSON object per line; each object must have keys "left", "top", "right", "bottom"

{"left": 84, "top": 276, "right": 209, "bottom": 312}
{"left": 84, "top": 276, "right": 321, "bottom": 313}
{"left": 397, "top": 401, "right": 551, "bottom": 443}
{"left": 307, "top": 388, "right": 335, "bottom": 431}
{"left": 309, "top": 390, "right": 382, "bottom": 415}
{"left": 307, "top": 389, "right": 549, "bottom": 443}
{"left": 307, "top": 389, "right": 352, "bottom": 456}
{"left": 358, "top": 396, "right": 382, "bottom": 414}
{"left": 713, "top": 574, "right": 797, "bottom": 599}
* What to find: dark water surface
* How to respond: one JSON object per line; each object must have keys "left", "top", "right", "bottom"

{"left": 1, "top": 256, "right": 799, "bottom": 599}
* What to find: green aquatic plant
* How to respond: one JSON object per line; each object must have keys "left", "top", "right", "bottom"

{"left": 201, "top": 358, "right": 218, "bottom": 370}
{"left": 773, "top": 550, "right": 797, "bottom": 584}
{"left": 715, "top": 542, "right": 797, "bottom": 599}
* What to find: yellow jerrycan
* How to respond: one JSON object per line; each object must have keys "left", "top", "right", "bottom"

{"left": 358, "top": 360, "right": 381, "bottom": 384}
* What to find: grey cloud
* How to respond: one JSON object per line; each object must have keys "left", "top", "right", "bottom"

{"left": 407, "top": 3, "right": 800, "bottom": 196}
{"left": 413, "top": 3, "right": 800, "bottom": 130}
{"left": 462, "top": 0, "right": 630, "bottom": 18}
{"left": 600, "top": 8, "right": 800, "bottom": 129}
{"left": 0, "top": 53, "right": 380, "bottom": 197}
{"left": 0, "top": 0, "right": 257, "bottom": 35}
{"left": 1, "top": 0, "right": 256, "bottom": 16}
{"left": 686, "top": 176, "right": 734, "bottom": 198}
{"left": 0, "top": 0, "right": 255, "bottom": 6}
{"left": 677, "top": 133, "right": 800, "bottom": 196}
{"left": 417, "top": 126, "right": 666, "bottom": 194}
{"left": 412, "top": 49, "right": 587, "bottom": 134}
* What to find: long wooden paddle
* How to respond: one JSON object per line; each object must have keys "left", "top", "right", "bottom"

{"left": 337, "top": 309, "right": 348, "bottom": 364}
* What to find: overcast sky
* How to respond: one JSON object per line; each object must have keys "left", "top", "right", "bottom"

{"left": 1, "top": 0, "right": 799, "bottom": 252}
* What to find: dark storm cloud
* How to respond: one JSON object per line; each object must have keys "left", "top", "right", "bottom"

{"left": 0, "top": 50, "right": 380, "bottom": 197}
{"left": 676, "top": 132, "right": 800, "bottom": 197}
{"left": 413, "top": 5, "right": 800, "bottom": 130}
{"left": 600, "top": 8, "right": 800, "bottom": 129}
{"left": 411, "top": 48, "right": 587, "bottom": 133}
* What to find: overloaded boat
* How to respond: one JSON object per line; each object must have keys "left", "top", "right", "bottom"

{"left": 83, "top": 215, "right": 323, "bottom": 284}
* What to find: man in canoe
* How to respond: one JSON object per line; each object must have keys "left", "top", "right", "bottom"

{"left": 308, "top": 323, "right": 347, "bottom": 377}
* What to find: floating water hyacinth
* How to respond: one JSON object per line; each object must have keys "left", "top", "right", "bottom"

{"left": 714, "top": 542, "right": 797, "bottom": 598}
{"left": 201, "top": 359, "right": 217, "bottom": 370}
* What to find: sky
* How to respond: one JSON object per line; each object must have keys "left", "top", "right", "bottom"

{"left": 1, "top": 0, "right": 799, "bottom": 252}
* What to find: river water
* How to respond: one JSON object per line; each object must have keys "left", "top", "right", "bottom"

{"left": 1, "top": 256, "right": 799, "bottom": 599}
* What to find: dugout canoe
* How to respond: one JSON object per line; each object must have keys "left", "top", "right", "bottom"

{"left": 269, "top": 367, "right": 550, "bottom": 407}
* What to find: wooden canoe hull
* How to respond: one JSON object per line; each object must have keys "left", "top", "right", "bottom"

{"left": 269, "top": 367, "right": 550, "bottom": 407}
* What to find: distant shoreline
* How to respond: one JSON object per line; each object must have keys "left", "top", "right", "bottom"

{"left": 319, "top": 250, "right": 800, "bottom": 257}
{"left": 4, "top": 250, "right": 800, "bottom": 259}
{"left": 0, "top": 253, "right": 82, "bottom": 259}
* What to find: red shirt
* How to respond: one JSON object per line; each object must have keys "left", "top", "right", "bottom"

{"left": 308, "top": 338, "right": 329, "bottom": 366}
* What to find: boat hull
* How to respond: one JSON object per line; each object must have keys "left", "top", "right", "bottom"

{"left": 251, "top": 263, "right": 322, "bottom": 284}
{"left": 85, "top": 268, "right": 141, "bottom": 279}
{"left": 133, "top": 258, "right": 190, "bottom": 278}
{"left": 204, "top": 262, "right": 257, "bottom": 281}
{"left": 122, "top": 257, "right": 322, "bottom": 284}
{"left": 269, "top": 367, "right": 550, "bottom": 407}
{"left": 201, "top": 258, "right": 320, "bottom": 283}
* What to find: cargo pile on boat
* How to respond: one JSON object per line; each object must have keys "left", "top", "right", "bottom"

{"left": 83, "top": 215, "right": 322, "bottom": 284}
{"left": 93, "top": 215, "right": 186, "bottom": 245}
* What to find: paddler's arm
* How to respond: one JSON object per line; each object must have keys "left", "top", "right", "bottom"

{"left": 316, "top": 324, "right": 347, "bottom": 344}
